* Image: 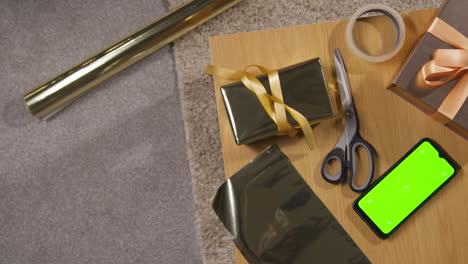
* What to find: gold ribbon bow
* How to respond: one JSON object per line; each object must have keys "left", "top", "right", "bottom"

{"left": 205, "top": 64, "right": 317, "bottom": 149}
{"left": 418, "top": 18, "right": 468, "bottom": 121}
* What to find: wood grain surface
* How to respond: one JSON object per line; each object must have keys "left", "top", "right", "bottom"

{"left": 209, "top": 9, "right": 468, "bottom": 264}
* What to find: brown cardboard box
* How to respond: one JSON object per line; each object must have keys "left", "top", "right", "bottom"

{"left": 392, "top": 0, "right": 467, "bottom": 139}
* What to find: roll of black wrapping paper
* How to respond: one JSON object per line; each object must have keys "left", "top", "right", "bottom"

{"left": 24, "top": 0, "right": 242, "bottom": 119}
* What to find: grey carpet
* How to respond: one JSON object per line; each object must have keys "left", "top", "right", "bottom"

{"left": 167, "top": 0, "right": 440, "bottom": 263}
{"left": 0, "top": 0, "right": 201, "bottom": 263}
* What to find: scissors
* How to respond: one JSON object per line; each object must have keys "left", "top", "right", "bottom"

{"left": 320, "top": 48, "right": 376, "bottom": 193}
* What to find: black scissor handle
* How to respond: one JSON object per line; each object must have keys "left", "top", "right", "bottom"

{"left": 348, "top": 136, "right": 375, "bottom": 193}
{"left": 321, "top": 147, "right": 346, "bottom": 184}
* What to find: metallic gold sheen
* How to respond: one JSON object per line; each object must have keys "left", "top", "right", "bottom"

{"left": 206, "top": 58, "right": 335, "bottom": 148}
{"left": 205, "top": 64, "right": 317, "bottom": 149}
{"left": 24, "top": 0, "right": 242, "bottom": 119}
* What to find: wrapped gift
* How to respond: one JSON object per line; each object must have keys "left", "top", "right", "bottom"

{"left": 392, "top": 0, "right": 467, "bottom": 139}
{"left": 212, "top": 145, "right": 370, "bottom": 264}
{"left": 217, "top": 58, "right": 335, "bottom": 145}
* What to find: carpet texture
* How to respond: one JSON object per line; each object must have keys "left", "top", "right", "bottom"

{"left": 167, "top": 0, "right": 440, "bottom": 263}
{"left": 0, "top": 0, "right": 201, "bottom": 263}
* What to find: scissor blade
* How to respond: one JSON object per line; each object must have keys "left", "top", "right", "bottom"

{"left": 334, "top": 48, "right": 354, "bottom": 110}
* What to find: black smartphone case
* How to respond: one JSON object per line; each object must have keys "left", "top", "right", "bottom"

{"left": 353, "top": 138, "right": 459, "bottom": 239}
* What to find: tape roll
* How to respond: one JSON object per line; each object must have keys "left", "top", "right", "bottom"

{"left": 346, "top": 4, "right": 406, "bottom": 63}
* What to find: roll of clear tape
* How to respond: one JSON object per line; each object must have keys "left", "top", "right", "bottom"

{"left": 346, "top": 4, "right": 406, "bottom": 63}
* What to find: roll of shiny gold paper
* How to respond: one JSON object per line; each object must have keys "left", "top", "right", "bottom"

{"left": 24, "top": 0, "right": 242, "bottom": 119}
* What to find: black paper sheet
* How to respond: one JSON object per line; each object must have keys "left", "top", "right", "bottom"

{"left": 212, "top": 145, "right": 370, "bottom": 264}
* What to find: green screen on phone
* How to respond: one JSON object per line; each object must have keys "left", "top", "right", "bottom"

{"left": 357, "top": 140, "right": 455, "bottom": 235}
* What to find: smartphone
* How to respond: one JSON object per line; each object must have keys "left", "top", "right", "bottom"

{"left": 353, "top": 138, "right": 458, "bottom": 239}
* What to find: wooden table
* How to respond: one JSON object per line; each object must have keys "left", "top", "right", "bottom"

{"left": 209, "top": 9, "right": 468, "bottom": 264}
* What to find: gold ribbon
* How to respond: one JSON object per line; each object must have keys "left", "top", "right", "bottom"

{"left": 418, "top": 18, "right": 468, "bottom": 121}
{"left": 205, "top": 64, "right": 317, "bottom": 149}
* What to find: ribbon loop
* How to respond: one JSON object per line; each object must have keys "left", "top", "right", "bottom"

{"left": 205, "top": 64, "right": 317, "bottom": 149}
{"left": 434, "top": 49, "right": 468, "bottom": 67}
{"left": 418, "top": 18, "right": 467, "bottom": 121}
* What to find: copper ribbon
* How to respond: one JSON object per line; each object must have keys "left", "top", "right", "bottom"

{"left": 418, "top": 18, "right": 468, "bottom": 121}
{"left": 205, "top": 64, "right": 317, "bottom": 149}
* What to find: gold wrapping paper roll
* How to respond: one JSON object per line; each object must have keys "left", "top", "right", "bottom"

{"left": 24, "top": 0, "right": 242, "bottom": 119}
